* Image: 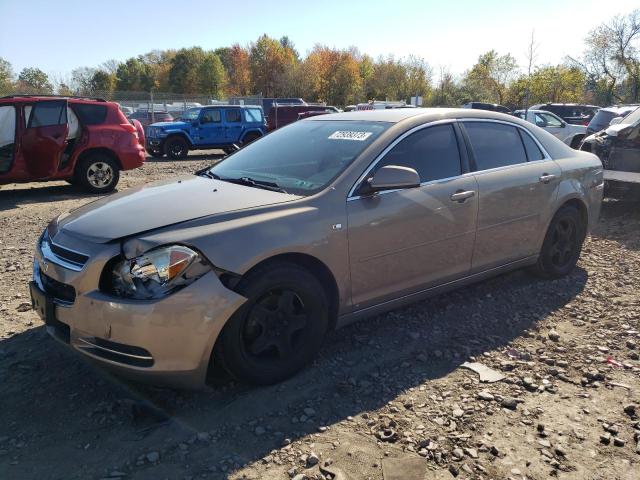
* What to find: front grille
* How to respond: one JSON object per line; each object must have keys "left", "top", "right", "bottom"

{"left": 40, "top": 272, "right": 76, "bottom": 304}
{"left": 77, "top": 337, "right": 154, "bottom": 367}
{"left": 49, "top": 241, "right": 89, "bottom": 267}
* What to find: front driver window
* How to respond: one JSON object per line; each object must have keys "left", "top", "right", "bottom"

{"left": 0, "top": 105, "right": 16, "bottom": 173}
{"left": 200, "top": 110, "right": 221, "bottom": 124}
{"left": 375, "top": 124, "right": 462, "bottom": 183}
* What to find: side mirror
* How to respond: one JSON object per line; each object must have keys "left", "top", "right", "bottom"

{"left": 609, "top": 117, "right": 623, "bottom": 126}
{"left": 361, "top": 165, "right": 420, "bottom": 195}
{"left": 560, "top": 121, "right": 567, "bottom": 128}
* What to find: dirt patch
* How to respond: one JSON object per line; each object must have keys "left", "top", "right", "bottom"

{"left": 1, "top": 155, "right": 639, "bottom": 480}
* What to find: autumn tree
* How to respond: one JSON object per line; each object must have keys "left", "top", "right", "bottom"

{"left": 222, "top": 44, "right": 251, "bottom": 96}
{"left": 249, "top": 34, "right": 295, "bottom": 97}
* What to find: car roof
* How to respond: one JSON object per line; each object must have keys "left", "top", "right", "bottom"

{"left": 0, "top": 95, "right": 109, "bottom": 104}
{"left": 599, "top": 105, "right": 639, "bottom": 113}
{"left": 308, "top": 107, "right": 523, "bottom": 124}
{"left": 531, "top": 102, "right": 599, "bottom": 108}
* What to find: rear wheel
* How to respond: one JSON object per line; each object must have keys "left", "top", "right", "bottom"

{"left": 217, "top": 263, "right": 329, "bottom": 385}
{"left": 164, "top": 136, "right": 189, "bottom": 160}
{"left": 532, "top": 205, "right": 585, "bottom": 278}
{"left": 76, "top": 153, "right": 120, "bottom": 193}
{"left": 241, "top": 132, "right": 261, "bottom": 147}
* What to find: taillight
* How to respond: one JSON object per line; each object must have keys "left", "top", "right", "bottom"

{"left": 120, "top": 123, "right": 137, "bottom": 133}
{"left": 583, "top": 120, "right": 589, "bottom": 126}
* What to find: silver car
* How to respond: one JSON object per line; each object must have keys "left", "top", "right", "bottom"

{"left": 30, "top": 109, "right": 604, "bottom": 388}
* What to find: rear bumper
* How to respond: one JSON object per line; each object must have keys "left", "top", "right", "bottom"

{"left": 119, "top": 145, "right": 146, "bottom": 170}
{"left": 32, "top": 240, "right": 246, "bottom": 389}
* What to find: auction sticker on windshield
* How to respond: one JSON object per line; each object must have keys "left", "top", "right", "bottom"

{"left": 328, "top": 131, "right": 373, "bottom": 141}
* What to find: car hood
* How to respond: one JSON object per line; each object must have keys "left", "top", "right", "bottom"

{"left": 56, "top": 176, "right": 301, "bottom": 243}
{"left": 151, "top": 121, "right": 189, "bottom": 128}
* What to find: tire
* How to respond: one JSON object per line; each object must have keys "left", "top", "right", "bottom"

{"left": 241, "top": 132, "right": 261, "bottom": 147}
{"left": 532, "top": 205, "right": 586, "bottom": 278}
{"left": 217, "top": 262, "right": 329, "bottom": 385}
{"left": 164, "top": 136, "right": 189, "bottom": 160}
{"left": 76, "top": 153, "right": 120, "bottom": 194}
{"left": 223, "top": 146, "right": 237, "bottom": 155}
{"left": 146, "top": 148, "right": 164, "bottom": 158}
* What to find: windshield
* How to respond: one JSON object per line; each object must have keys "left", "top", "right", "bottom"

{"left": 180, "top": 108, "right": 201, "bottom": 121}
{"left": 619, "top": 106, "right": 640, "bottom": 126}
{"left": 208, "top": 120, "right": 389, "bottom": 195}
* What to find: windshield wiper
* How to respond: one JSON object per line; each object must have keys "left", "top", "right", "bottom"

{"left": 199, "top": 171, "right": 288, "bottom": 193}
{"left": 227, "top": 176, "right": 288, "bottom": 193}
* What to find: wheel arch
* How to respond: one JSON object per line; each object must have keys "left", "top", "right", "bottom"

{"left": 240, "top": 128, "right": 264, "bottom": 142}
{"left": 552, "top": 196, "right": 589, "bottom": 239}
{"left": 75, "top": 147, "right": 122, "bottom": 171}
{"left": 236, "top": 252, "right": 340, "bottom": 331}
{"left": 165, "top": 132, "right": 194, "bottom": 148}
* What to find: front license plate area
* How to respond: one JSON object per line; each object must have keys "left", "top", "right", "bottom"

{"left": 29, "top": 281, "right": 55, "bottom": 325}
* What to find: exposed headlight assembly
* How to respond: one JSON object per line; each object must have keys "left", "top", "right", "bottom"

{"left": 110, "top": 245, "right": 211, "bottom": 299}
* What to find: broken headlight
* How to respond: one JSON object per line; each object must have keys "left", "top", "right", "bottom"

{"left": 110, "top": 245, "right": 211, "bottom": 299}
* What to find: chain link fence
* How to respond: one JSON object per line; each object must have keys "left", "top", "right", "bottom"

{"left": 0, "top": 87, "right": 265, "bottom": 119}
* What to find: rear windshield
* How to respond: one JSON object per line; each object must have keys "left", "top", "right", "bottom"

{"left": 209, "top": 120, "right": 390, "bottom": 195}
{"left": 588, "top": 110, "right": 616, "bottom": 131}
{"left": 72, "top": 104, "right": 108, "bottom": 125}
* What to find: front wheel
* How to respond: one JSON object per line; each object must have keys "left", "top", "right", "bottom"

{"left": 76, "top": 154, "right": 120, "bottom": 193}
{"left": 217, "top": 263, "right": 329, "bottom": 385}
{"left": 240, "top": 132, "right": 261, "bottom": 147}
{"left": 164, "top": 136, "right": 189, "bottom": 160}
{"left": 532, "top": 205, "right": 585, "bottom": 278}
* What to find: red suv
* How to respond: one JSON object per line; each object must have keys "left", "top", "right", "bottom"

{"left": 0, "top": 95, "right": 145, "bottom": 193}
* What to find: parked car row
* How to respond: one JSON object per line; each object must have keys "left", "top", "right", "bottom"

{"left": 0, "top": 95, "right": 145, "bottom": 193}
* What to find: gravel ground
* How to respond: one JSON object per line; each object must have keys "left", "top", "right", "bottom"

{"left": 0, "top": 154, "right": 639, "bottom": 480}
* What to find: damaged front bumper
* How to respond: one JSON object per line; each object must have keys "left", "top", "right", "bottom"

{"left": 31, "top": 231, "right": 246, "bottom": 389}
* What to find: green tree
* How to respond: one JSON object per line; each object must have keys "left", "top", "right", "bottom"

{"left": 169, "top": 47, "right": 205, "bottom": 94}
{"left": 198, "top": 51, "right": 226, "bottom": 97}
{"left": 116, "top": 58, "right": 155, "bottom": 92}
{"left": 462, "top": 50, "right": 518, "bottom": 104}
{"left": 90, "top": 70, "right": 116, "bottom": 94}
{"left": 0, "top": 57, "right": 14, "bottom": 91}
{"left": 17, "top": 67, "right": 53, "bottom": 93}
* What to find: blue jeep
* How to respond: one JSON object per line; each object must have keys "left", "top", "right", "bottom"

{"left": 145, "top": 105, "right": 267, "bottom": 159}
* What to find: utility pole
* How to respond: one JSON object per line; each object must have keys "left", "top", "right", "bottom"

{"left": 524, "top": 30, "right": 538, "bottom": 115}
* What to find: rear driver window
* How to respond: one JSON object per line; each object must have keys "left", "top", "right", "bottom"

{"left": 72, "top": 104, "right": 108, "bottom": 125}
{"left": 519, "top": 130, "right": 544, "bottom": 161}
{"left": 464, "top": 122, "right": 527, "bottom": 170}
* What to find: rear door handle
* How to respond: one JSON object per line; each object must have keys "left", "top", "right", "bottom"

{"left": 539, "top": 173, "right": 557, "bottom": 183}
{"left": 450, "top": 190, "right": 476, "bottom": 202}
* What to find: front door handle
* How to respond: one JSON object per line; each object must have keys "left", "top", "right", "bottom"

{"left": 539, "top": 173, "right": 557, "bottom": 183}
{"left": 450, "top": 190, "right": 476, "bottom": 202}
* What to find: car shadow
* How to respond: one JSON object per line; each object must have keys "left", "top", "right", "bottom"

{"left": 0, "top": 183, "right": 106, "bottom": 212}
{"left": 0, "top": 265, "right": 588, "bottom": 479}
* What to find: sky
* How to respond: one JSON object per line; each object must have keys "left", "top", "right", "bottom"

{"left": 1, "top": 0, "right": 638, "bottom": 81}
